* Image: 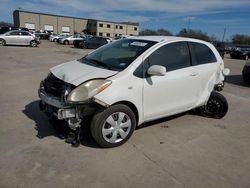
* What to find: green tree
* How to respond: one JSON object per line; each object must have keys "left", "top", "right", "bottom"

{"left": 157, "top": 28, "right": 172, "bottom": 36}
{"left": 0, "top": 21, "right": 13, "bottom": 27}
{"left": 231, "top": 34, "right": 250, "bottom": 45}
{"left": 177, "top": 28, "right": 210, "bottom": 41}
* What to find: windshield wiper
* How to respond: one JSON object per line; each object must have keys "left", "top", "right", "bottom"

{"left": 86, "top": 58, "right": 115, "bottom": 70}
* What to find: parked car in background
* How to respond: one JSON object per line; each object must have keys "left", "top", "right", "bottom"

{"left": 35, "top": 30, "right": 51, "bottom": 39}
{"left": 212, "top": 41, "right": 225, "bottom": 58}
{"left": 50, "top": 33, "right": 71, "bottom": 42}
{"left": 59, "top": 35, "right": 85, "bottom": 45}
{"left": 230, "top": 48, "right": 250, "bottom": 60}
{"left": 106, "top": 37, "right": 113, "bottom": 43}
{"left": 79, "top": 36, "right": 108, "bottom": 49}
{"left": 73, "top": 38, "right": 86, "bottom": 48}
{"left": 39, "top": 36, "right": 230, "bottom": 147}
{"left": 242, "top": 61, "right": 250, "bottom": 84}
{"left": 0, "top": 30, "right": 40, "bottom": 47}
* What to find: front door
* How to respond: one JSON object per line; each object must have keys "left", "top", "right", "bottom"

{"left": 143, "top": 42, "right": 200, "bottom": 121}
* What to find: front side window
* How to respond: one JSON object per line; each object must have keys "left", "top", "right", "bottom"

{"left": 189, "top": 42, "right": 217, "bottom": 65}
{"left": 81, "top": 39, "right": 157, "bottom": 71}
{"left": 148, "top": 42, "right": 191, "bottom": 72}
{"left": 9, "top": 31, "right": 20, "bottom": 36}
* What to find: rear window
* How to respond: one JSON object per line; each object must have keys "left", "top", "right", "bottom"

{"left": 189, "top": 42, "right": 217, "bottom": 65}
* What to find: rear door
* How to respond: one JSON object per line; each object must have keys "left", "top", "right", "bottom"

{"left": 5, "top": 31, "right": 21, "bottom": 44}
{"left": 188, "top": 42, "right": 218, "bottom": 103}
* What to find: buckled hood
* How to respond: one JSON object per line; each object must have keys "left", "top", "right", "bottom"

{"left": 50, "top": 60, "right": 118, "bottom": 86}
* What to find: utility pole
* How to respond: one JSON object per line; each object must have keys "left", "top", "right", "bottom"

{"left": 222, "top": 27, "right": 227, "bottom": 42}
{"left": 187, "top": 18, "right": 190, "bottom": 32}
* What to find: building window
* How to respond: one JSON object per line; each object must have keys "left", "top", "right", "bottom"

{"left": 99, "top": 23, "right": 103, "bottom": 27}
{"left": 107, "top": 24, "right": 111, "bottom": 28}
{"left": 119, "top": 26, "right": 123, "bottom": 29}
{"left": 99, "top": 32, "right": 103, "bottom": 36}
{"left": 115, "top": 25, "right": 118, "bottom": 29}
{"left": 134, "top": 27, "right": 137, "bottom": 31}
{"left": 107, "top": 33, "right": 110, "bottom": 37}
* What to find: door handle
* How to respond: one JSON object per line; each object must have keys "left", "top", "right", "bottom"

{"left": 190, "top": 72, "right": 198, "bottom": 76}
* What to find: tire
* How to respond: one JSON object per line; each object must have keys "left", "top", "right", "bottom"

{"left": 53, "top": 38, "right": 57, "bottom": 42}
{"left": 91, "top": 104, "right": 136, "bottom": 148}
{"left": 64, "top": 40, "right": 69, "bottom": 45}
{"left": 201, "top": 92, "right": 228, "bottom": 119}
{"left": 0, "top": 39, "right": 6, "bottom": 46}
{"left": 30, "top": 40, "right": 38, "bottom": 47}
{"left": 79, "top": 42, "right": 87, "bottom": 49}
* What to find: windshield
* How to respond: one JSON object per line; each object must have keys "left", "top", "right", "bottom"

{"left": 79, "top": 39, "right": 157, "bottom": 71}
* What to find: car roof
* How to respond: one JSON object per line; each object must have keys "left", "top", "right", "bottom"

{"left": 128, "top": 35, "right": 208, "bottom": 44}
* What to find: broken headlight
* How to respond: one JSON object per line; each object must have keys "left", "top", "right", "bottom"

{"left": 67, "top": 79, "right": 111, "bottom": 103}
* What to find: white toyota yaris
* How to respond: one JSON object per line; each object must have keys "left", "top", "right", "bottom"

{"left": 39, "top": 36, "right": 230, "bottom": 147}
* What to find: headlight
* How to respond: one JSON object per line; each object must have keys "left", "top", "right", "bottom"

{"left": 67, "top": 79, "right": 111, "bottom": 103}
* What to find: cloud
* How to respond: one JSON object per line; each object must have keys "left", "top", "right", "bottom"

{"left": 37, "top": 0, "right": 250, "bottom": 13}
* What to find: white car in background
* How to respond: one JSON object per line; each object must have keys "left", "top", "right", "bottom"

{"left": 0, "top": 30, "right": 40, "bottom": 47}
{"left": 39, "top": 36, "right": 230, "bottom": 148}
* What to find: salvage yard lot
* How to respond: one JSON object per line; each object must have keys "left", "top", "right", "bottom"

{"left": 0, "top": 41, "right": 250, "bottom": 188}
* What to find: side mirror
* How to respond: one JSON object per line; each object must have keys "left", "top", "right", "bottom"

{"left": 147, "top": 65, "right": 166, "bottom": 76}
{"left": 222, "top": 68, "right": 230, "bottom": 76}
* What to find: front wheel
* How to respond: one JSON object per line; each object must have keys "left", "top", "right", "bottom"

{"left": 91, "top": 104, "right": 136, "bottom": 148}
{"left": 201, "top": 92, "right": 228, "bottom": 119}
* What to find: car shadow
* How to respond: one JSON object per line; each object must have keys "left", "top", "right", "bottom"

{"left": 22, "top": 100, "right": 100, "bottom": 148}
{"left": 23, "top": 101, "right": 193, "bottom": 148}
{"left": 136, "top": 113, "right": 186, "bottom": 130}
{"left": 225, "top": 75, "right": 250, "bottom": 88}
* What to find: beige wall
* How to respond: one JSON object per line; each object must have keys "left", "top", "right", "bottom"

{"left": 57, "top": 17, "right": 74, "bottom": 34}
{"left": 96, "top": 21, "right": 139, "bottom": 37}
{"left": 15, "top": 11, "right": 139, "bottom": 36}
{"left": 74, "top": 19, "right": 88, "bottom": 34}
{"left": 19, "top": 12, "right": 39, "bottom": 31}
{"left": 40, "top": 15, "right": 58, "bottom": 33}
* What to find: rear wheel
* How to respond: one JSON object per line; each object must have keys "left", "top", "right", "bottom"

{"left": 91, "top": 104, "right": 136, "bottom": 148}
{"left": 0, "top": 39, "right": 6, "bottom": 46}
{"left": 201, "top": 92, "right": 228, "bottom": 119}
{"left": 30, "top": 40, "right": 38, "bottom": 47}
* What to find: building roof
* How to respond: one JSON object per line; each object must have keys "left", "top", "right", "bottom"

{"left": 13, "top": 10, "right": 139, "bottom": 26}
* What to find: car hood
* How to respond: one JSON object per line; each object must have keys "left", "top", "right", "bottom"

{"left": 50, "top": 60, "right": 118, "bottom": 86}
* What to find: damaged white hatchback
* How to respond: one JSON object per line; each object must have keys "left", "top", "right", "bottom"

{"left": 39, "top": 36, "right": 230, "bottom": 147}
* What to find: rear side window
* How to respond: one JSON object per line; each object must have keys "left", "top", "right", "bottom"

{"left": 21, "top": 31, "right": 30, "bottom": 36}
{"left": 189, "top": 42, "right": 217, "bottom": 65}
{"left": 148, "top": 42, "right": 191, "bottom": 72}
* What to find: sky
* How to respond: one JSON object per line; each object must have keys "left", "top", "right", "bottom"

{"left": 0, "top": 0, "right": 250, "bottom": 40}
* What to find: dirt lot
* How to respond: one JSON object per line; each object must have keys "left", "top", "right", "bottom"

{"left": 0, "top": 41, "right": 250, "bottom": 188}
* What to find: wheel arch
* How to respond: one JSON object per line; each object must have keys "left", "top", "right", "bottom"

{"left": 112, "top": 101, "right": 139, "bottom": 125}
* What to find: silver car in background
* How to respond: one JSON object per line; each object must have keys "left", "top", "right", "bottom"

{"left": 59, "top": 34, "right": 86, "bottom": 45}
{"left": 0, "top": 30, "right": 40, "bottom": 47}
